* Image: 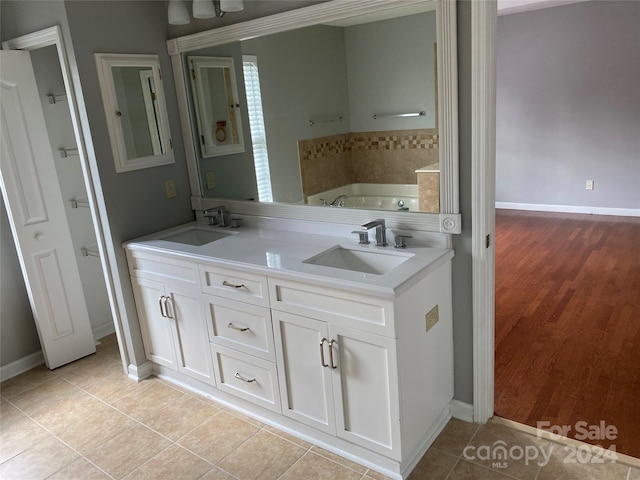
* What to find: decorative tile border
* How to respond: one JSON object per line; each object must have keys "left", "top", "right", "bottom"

{"left": 299, "top": 129, "right": 438, "bottom": 162}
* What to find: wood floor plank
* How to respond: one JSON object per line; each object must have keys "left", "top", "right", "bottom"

{"left": 494, "top": 209, "right": 640, "bottom": 459}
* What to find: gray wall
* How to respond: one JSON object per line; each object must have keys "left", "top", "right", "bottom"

{"left": 451, "top": 1, "right": 473, "bottom": 405}
{"left": 496, "top": 1, "right": 640, "bottom": 210}
{"left": 1, "top": 198, "right": 41, "bottom": 367}
{"left": 345, "top": 11, "right": 437, "bottom": 132}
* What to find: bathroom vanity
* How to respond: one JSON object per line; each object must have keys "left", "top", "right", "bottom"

{"left": 124, "top": 220, "right": 454, "bottom": 479}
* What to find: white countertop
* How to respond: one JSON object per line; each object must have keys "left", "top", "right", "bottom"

{"left": 124, "top": 222, "right": 454, "bottom": 297}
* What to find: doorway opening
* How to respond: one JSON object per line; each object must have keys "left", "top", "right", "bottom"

{"left": 1, "top": 27, "right": 123, "bottom": 377}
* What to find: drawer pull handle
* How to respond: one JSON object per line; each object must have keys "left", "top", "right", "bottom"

{"left": 228, "top": 322, "right": 250, "bottom": 332}
{"left": 319, "top": 338, "right": 328, "bottom": 367}
{"left": 234, "top": 372, "right": 256, "bottom": 383}
{"left": 223, "top": 281, "right": 245, "bottom": 289}
{"left": 328, "top": 339, "right": 338, "bottom": 369}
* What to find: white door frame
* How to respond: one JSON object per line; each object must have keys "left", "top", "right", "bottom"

{"left": 2, "top": 26, "right": 130, "bottom": 374}
{"left": 471, "top": 1, "right": 497, "bottom": 423}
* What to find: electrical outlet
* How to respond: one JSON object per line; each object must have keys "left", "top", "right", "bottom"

{"left": 425, "top": 305, "right": 439, "bottom": 332}
{"left": 206, "top": 171, "right": 216, "bottom": 189}
{"left": 165, "top": 179, "right": 177, "bottom": 198}
{"left": 586, "top": 180, "right": 594, "bottom": 190}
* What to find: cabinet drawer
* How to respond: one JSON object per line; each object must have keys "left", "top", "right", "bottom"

{"left": 200, "top": 265, "right": 269, "bottom": 307}
{"left": 211, "top": 345, "right": 281, "bottom": 413}
{"left": 127, "top": 250, "right": 199, "bottom": 290}
{"left": 204, "top": 295, "right": 275, "bottom": 361}
{"left": 268, "top": 278, "right": 395, "bottom": 336}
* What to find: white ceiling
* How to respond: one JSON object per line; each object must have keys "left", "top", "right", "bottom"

{"left": 498, "top": 0, "right": 590, "bottom": 16}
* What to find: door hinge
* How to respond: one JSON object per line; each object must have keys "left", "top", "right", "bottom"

{"left": 191, "top": 69, "right": 196, "bottom": 80}
{"left": 485, "top": 234, "right": 491, "bottom": 249}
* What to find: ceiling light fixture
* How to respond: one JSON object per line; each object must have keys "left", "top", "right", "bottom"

{"left": 168, "top": 0, "right": 244, "bottom": 25}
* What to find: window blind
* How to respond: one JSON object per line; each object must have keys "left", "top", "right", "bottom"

{"left": 242, "top": 55, "right": 273, "bottom": 203}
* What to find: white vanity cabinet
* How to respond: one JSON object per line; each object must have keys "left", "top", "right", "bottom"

{"left": 273, "top": 310, "right": 400, "bottom": 457}
{"left": 127, "top": 251, "right": 214, "bottom": 384}
{"left": 201, "top": 264, "right": 282, "bottom": 413}
{"left": 125, "top": 235, "right": 454, "bottom": 479}
{"left": 269, "top": 266, "right": 454, "bottom": 464}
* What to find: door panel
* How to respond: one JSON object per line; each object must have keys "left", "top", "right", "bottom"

{"left": 131, "top": 278, "right": 177, "bottom": 369}
{"left": 0, "top": 50, "right": 95, "bottom": 368}
{"left": 169, "top": 286, "right": 214, "bottom": 384}
{"left": 330, "top": 324, "right": 400, "bottom": 458}
{"left": 273, "top": 311, "right": 335, "bottom": 434}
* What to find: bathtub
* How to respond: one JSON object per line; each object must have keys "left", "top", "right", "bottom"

{"left": 307, "top": 184, "right": 419, "bottom": 212}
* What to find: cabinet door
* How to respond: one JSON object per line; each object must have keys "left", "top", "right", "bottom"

{"left": 329, "top": 324, "right": 400, "bottom": 458}
{"left": 131, "top": 277, "right": 177, "bottom": 369}
{"left": 273, "top": 311, "right": 336, "bottom": 435}
{"left": 167, "top": 285, "right": 214, "bottom": 385}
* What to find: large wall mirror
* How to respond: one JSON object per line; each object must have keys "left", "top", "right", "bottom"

{"left": 95, "top": 53, "right": 174, "bottom": 173}
{"left": 168, "top": 0, "right": 459, "bottom": 233}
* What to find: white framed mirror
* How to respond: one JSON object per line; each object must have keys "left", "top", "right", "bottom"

{"left": 95, "top": 53, "right": 174, "bottom": 173}
{"left": 167, "top": 0, "right": 460, "bottom": 233}
{"left": 188, "top": 56, "right": 245, "bottom": 158}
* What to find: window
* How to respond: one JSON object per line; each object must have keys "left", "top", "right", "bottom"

{"left": 242, "top": 55, "right": 273, "bottom": 202}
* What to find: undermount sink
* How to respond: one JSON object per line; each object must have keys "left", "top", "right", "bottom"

{"left": 160, "top": 227, "right": 232, "bottom": 246}
{"left": 303, "top": 245, "right": 411, "bottom": 275}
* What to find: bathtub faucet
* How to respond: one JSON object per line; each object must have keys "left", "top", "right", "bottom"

{"left": 330, "top": 195, "right": 347, "bottom": 207}
{"left": 361, "top": 218, "right": 387, "bottom": 247}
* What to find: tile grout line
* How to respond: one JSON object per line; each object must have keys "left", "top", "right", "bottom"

{"left": 2, "top": 395, "right": 117, "bottom": 480}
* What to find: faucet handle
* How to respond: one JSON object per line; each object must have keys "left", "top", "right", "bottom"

{"left": 351, "top": 230, "right": 370, "bottom": 245}
{"left": 394, "top": 235, "right": 412, "bottom": 249}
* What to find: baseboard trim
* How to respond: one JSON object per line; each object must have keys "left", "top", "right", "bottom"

{"left": 92, "top": 322, "right": 116, "bottom": 343}
{"left": 450, "top": 399, "right": 475, "bottom": 423}
{"left": 0, "top": 350, "right": 45, "bottom": 382}
{"left": 496, "top": 202, "right": 640, "bottom": 217}
{"left": 127, "top": 361, "right": 153, "bottom": 382}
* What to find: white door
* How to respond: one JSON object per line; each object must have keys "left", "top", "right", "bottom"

{"left": 273, "top": 311, "right": 336, "bottom": 434}
{"left": 0, "top": 50, "right": 96, "bottom": 369}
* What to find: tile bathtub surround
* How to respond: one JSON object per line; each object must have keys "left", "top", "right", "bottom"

{"left": 298, "top": 129, "right": 438, "bottom": 199}
{"left": 1, "top": 334, "right": 639, "bottom": 480}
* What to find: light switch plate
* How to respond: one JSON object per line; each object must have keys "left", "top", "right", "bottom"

{"left": 206, "top": 171, "right": 216, "bottom": 189}
{"left": 165, "top": 179, "right": 177, "bottom": 198}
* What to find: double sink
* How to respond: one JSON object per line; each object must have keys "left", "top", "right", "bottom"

{"left": 160, "top": 226, "right": 412, "bottom": 276}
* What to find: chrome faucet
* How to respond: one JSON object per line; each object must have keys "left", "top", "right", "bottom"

{"left": 203, "top": 206, "right": 230, "bottom": 227}
{"left": 361, "top": 218, "right": 387, "bottom": 247}
{"left": 202, "top": 207, "right": 218, "bottom": 225}
{"left": 330, "top": 194, "right": 347, "bottom": 207}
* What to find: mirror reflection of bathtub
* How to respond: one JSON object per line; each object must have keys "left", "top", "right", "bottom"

{"left": 306, "top": 167, "right": 439, "bottom": 213}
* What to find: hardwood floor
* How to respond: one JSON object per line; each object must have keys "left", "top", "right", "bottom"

{"left": 494, "top": 209, "right": 640, "bottom": 459}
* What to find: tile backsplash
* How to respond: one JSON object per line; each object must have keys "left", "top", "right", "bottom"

{"left": 298, "top": 129, "right": 439, "bottom": 199}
